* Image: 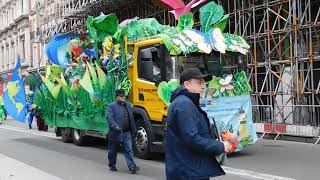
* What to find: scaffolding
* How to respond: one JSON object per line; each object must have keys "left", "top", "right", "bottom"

{"left": 32, "top": 0, "right": 176, "bottom": 42}
{"left": 221, "top": 0, "right": 320, "bottom": 127}
{"left": 33, "top": 0, "right": 320, "bottom": 128}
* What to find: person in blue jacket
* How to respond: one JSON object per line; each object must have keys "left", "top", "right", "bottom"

{"left": 106, "top": 89, "right": 140, "bottom": 174}
{"left": 165, "top": 68, "right": 232, "bottom": 180}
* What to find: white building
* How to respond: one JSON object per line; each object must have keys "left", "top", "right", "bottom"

{"left": 0, "top": 0, "right": 55, "bottom": 78}
{"left": 0, "top": 0, "right": 32, "bottom": 76}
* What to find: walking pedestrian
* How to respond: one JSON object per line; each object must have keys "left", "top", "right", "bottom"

{"left": 106, "top": 89, "right": 140, "bottom": 174}
{"left": 165, "top": 68, "right": 232, "bottom": 180}
{"left": 26, "top": 91, "right": 35, "bottom": 129}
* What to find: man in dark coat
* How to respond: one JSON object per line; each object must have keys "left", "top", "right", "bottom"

{"left": 165, "top": 68, "right": 232, "bottom": 180}
{"left": 107, "top": 89, "right": 140, "bottom": 174}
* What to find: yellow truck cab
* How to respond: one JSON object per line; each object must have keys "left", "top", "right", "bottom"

{"left": 126, "top": 37, "right": 223, "bottom": 159}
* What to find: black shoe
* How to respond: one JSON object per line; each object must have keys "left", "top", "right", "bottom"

{"left": 109, "top": 166, "right": 117, "bottom": 172}
{"left": 129, "top": 166, "right": 140, "bottom": 174}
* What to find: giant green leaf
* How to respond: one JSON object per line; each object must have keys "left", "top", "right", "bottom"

{"left": 212, "top": 14, "right": 229, "bottom": 32}
{"left": 157, "top": 79, "right": 180, "bottom": 106}
{"left": 177, "top": 13, "right": 194, "bottom": 32}
{"left": 87, "top": 13, "right": 119, "bottom": 42}
{"left": 79, "top": 67, "right": 94, "bottom": 95}
{"left": 40, "top": 75, "right": 61, "bottom": 99}
{"left": 95, "top": 62, "right": 107, "bottom": 89}
{"left": 159, "top": 34, "right": 181, "bottom": 55}
{"left": 87, "top": 62, "right": 98, "bottom": 87}
{"left": 224, "top": 33, "right": 250, "bottom": 54}
{"left": 124, "top": 18, "right": 165, "bottom": 41}
{"left": 55, "top": 73, "right": 71, "bottom": 96}
{"left": 200, "top": 1, "right": 224, "bottom": 33}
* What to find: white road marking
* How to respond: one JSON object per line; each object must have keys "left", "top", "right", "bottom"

{"left": 0, "top": 125, "right": 59, "bottom": 139}
{"left": 0, "top": 125, "right": 296, "bottom": 180}
{"left": 222, "top": 166, "right": 296, "bottom": 180}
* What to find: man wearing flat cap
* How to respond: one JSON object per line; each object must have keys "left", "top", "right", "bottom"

{"left": 165, "top": 68, "right": 231, "bottom": 180}
{"left": 106, "top": 89, "right": 140, "bottom": 174}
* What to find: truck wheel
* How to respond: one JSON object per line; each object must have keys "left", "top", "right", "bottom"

{"left": 61, "top": 128, "right": 73, "bottom": 143}
{"left": 72, "top": 129, "right": 87, "bottom": 146}
{"left": 133, "top": 119, "right": 152, "bottom": 159}
{"left": 55, "top": 127, "right": 61, "bottom": 137}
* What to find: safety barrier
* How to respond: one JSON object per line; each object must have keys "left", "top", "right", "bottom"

{"left": 273, "top": 105, "right": 320, "bottom": 144}
{"left": 252, "top": 105, "right": 274, "bottom": 140}
{"left": 253, "top": 104, "right": 320, "bottom": 144}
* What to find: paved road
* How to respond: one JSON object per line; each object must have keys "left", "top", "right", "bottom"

{"left": 0, "top": 119, "right": 319, "bottom": 180}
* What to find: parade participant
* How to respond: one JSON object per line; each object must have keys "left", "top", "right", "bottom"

{"left": 106, "top": 89, "right": 140, "bottom": 174}
{"left": 165, "top": 68, "right": 232, "bottom": 180}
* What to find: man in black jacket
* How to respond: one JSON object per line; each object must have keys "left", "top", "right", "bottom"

{"left": 165, "top": 68, "right": 232, "bottom": 180}
{"left": 107, "top": 89, "right": 140, "bottom": 174}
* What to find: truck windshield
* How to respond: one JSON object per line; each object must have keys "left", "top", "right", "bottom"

{"left": 165, "top": 53, "right": 222, "bottom": 81}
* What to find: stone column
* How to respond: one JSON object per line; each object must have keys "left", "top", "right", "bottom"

{"left": 25, "top": 27, "right": 31, "bottom": 67}
{"left": 23, "top": 0, "right": 29, "bottom": 14}
{"left": 5, "top": 42, "right": 9, "bottom": 70}
{"left": 8, "top": 39, "right": 12, "bottom": 69}
{"left": 0, "top": 44, "right": 3, "bottom": 71}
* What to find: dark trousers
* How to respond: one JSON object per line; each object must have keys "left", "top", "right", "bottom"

{"left": 108, "top": 131, "right": 136, "bottom": 169}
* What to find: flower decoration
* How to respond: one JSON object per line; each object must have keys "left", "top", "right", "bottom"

{"left": 102, "top": 36, "right": 120, "bottom": 61}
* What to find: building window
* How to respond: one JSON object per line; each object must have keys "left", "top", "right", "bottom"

{"left": 21, "top": 0, "right": 23, "bottom": 14}
{"left": 21, "top": 39, "right": 25, "bottom": 62}
{"left": 11, "top": 42, "right": 15, "bottom": 64}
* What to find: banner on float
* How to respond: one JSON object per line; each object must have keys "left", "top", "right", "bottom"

{"left": 201, "top": 95, "right": 258, "bottom": 151}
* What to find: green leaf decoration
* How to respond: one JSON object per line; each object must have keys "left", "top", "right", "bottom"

{"left": 87, "top": 13, "right": 119, "bottom": 42}
{"left": 95, "top": 62, "right": 107, "bottom": 89}
{"left": 159, "top": 34, "right": 181, "bottom": 55}
{"left": 177, "top": 13, "right": 194, "bottom": 32}
{"left": 55, "top": 73, "right": 72, "bottom": 96}
{"left": 40, "top": 75, "right": 61, "bottom": 99}
{"left": 233, "top": 71, "right": 252, "bottom": 95}
{"left": 224, "top": 33, "right": 250, "bottom": 54}
{"left": 87, "top": 62, "right": 98, "bottom": 87}
{"left": 157, "top": 79, "right": 180, "bottom": 106}
{"left": 79, "top": 67, "right": 94, "bottom": 95}
{"left": 124, "top": 18, "right": 165, "bottom": 41}
{"left": 51, "top": 84, "right": 62, "bottom": 99}
{"left": 117, "top": 77, "right": 131, "bottom": 95}
{"left": 200, "top": 1, "right": 224, "bottom": 33}
{"left": 212, "top": 14, "right": 229, "bottom": 32}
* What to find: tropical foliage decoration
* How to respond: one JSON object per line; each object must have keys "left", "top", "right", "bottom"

{"left": 205, "top": 71, "right": 252, "bottom": 98}
{"left": 157, "top": 79, "right": 180, "bottom": 106}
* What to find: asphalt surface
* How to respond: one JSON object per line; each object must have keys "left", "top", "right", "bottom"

{"left": 0, "top": 118, "right": 319, "bottom": 180}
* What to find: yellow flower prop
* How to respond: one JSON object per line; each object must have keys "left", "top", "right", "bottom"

{"left": 102, "top": 36, "right": 120, "bottom": 60}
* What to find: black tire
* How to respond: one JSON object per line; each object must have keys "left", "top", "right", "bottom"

{"left": 55, "top": 127, "right": 61, "bottom": 137}
{"left": 72, "top": 129, "right": 87, "bottom": 146}
{"left": 61, "top": 128, "right": 73, "bottom": 143}
{"left": 133, "top": 118, "right": 152, "bottom": 159}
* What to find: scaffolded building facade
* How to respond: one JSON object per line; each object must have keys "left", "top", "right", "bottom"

{"left": 33, "top": 0, "right": 320, "bottom": 136}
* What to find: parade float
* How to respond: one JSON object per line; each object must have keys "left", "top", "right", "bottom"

{"left": 31, "top": 1, "right": 256, "bottom": 157}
